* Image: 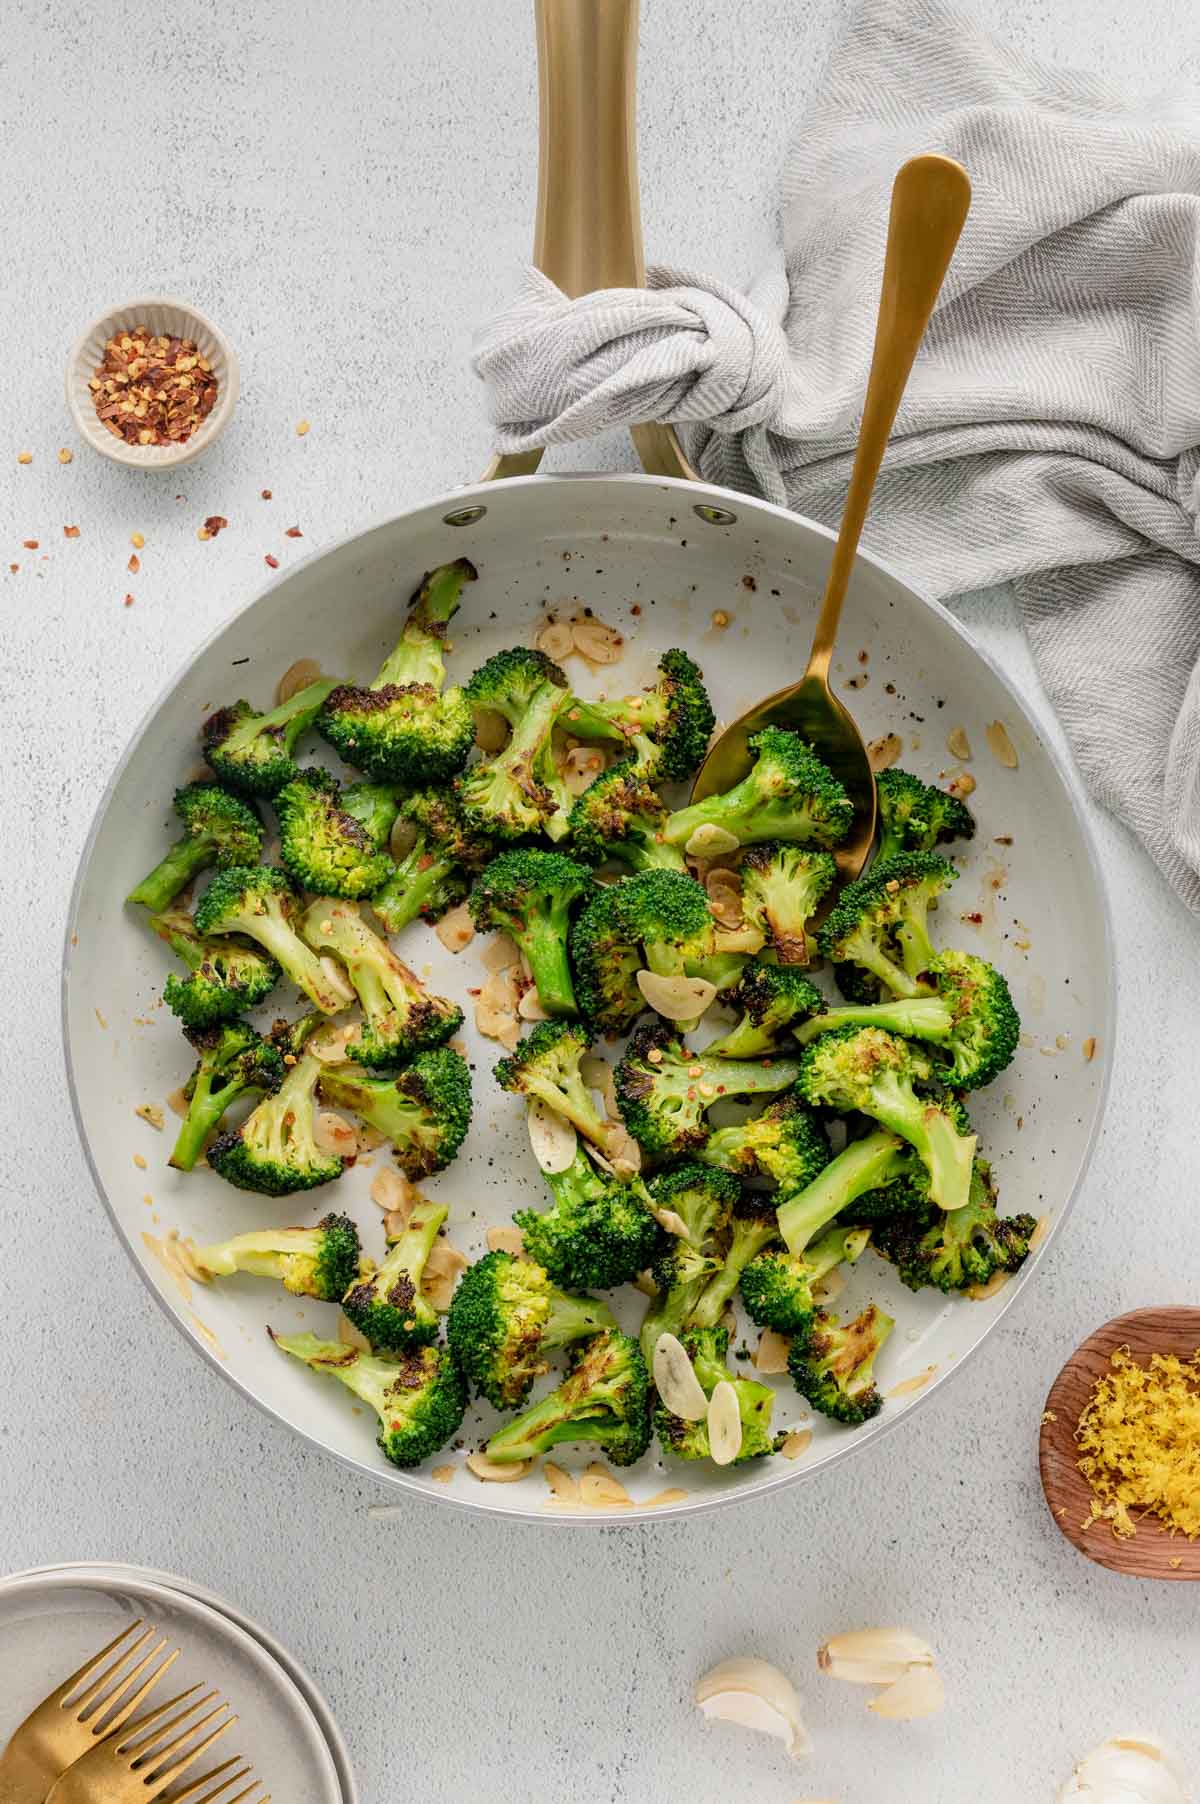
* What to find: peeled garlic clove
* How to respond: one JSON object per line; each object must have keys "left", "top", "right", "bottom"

{"left": 818, "top": 1627, "right": 936, "bottom": 1686}
{"left": 636, "top": 968, "right": 718, "bottom": 1021}
{"left": 695, "top": 1657, "right": 810, "bottom": 1760}
{"left": 685, "top": 823, "right": 741, "bottom": 857}
{"left": 868, "top": 1662, "right": 945, "bottom": 1720}
{"left": 707, "top": 1380, "right": 743, "bottom": 1466}
{"left": 653, "top": 1333, "right": 708, "bottom": 1421}
{"left": 1059, "top": 1736, "right": 1188, "bottom": 1804}
{"left": 527, "top": 1098, "right": 577, "bottom": 1173}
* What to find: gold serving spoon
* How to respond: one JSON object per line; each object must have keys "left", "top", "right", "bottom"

{"left": 691, "top": 153, "right": 972, "bottom": 880}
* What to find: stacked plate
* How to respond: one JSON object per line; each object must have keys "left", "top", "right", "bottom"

{"left": 0, "top": 1564, "right": 355, "bottom": 1803}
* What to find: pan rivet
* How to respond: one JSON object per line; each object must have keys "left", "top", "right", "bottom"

{"left": 693, "top": 504, "right": 737, "bottom": 526}
{"left": 443, "top": 505, "right": 487, "bottom": 527}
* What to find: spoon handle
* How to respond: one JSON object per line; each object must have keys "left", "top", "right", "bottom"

{"left": 806, "top": 154, "right": 971, "bottom": 679}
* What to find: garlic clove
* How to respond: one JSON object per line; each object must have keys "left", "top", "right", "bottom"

{"left": 695, "top": 1657, "right": 810, "bottom": 1760}
{"left": 636, "top": 968, "right": 718, "bottom": 1021}
{"left": 707, "top": 1380, "right": 743, "bottom": 1466}
{"left": 1059, "top": 1736, "right": 1189, "bottom": 1804}
{"left": 685, "top": 823, "right": 741, "bottom": 857}
{"left": 867, "top": 1662, "right": 945, "bottom": 1720}
{"left": 527, "top": 1098, "right": 577, "bottom": 1173}
{"left": 653, "top": 1333, "right": 709, "bottom": 1421}
{"left": 818, "top": 1627, "right": 936, "bottom": 1686}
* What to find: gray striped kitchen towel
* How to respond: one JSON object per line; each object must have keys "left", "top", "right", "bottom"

{"left": 473, "top": 0, "right": 1200, "bottom": 909}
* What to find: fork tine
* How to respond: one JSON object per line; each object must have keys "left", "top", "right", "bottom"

{"left": 138, "top": 1711, "right": 236, "bottom": 1795}
{"left": 89, "top": 1640, "right": 178, "bottom": 1735}
{"left": 167, "top": 1758, "right": 250, "bottom": 1803}
{"left": 61, "top": 1623, "right": 153, "bottom": 1713}
{"left": 112, "top": 1684, "right": 206, "bottom": 1753}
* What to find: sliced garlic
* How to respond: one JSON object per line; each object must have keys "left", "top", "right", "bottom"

{"left": 818, "top": 1628, "right": 936, "bottom": 1686}
{"left": 653, "top": 1333, "right": 709, "bottom": 1421}
{"left": 276, "top": 657, "right": 322, "bottom": 705}
{"left": 465, "top": 1451, "right": 533, "bottom": 1482}
{"left": 1059, "top": 1737, "right": 1188, "bottom": 1804}
{"left": 649, "top": 1205, "right": 691, "bottom": 1239}
{"left": 543, "top": 1461, "right": 581, "bottom": 1502}
{"left": 527, "top": 1098, "right": 578, "bottom": 1173}
{"left": 571, "top": 613, "right": 624, "bottom": 665}
{"left": 580, "top": 1462, "right": 634, "bottom": 1507}
{"left": 313, "top": 1110, "right": 358, "bottom": 1157}
{"left": 535, "top": 617, "right": 575, "bottom": 662}
{"left": 636, "top": 968, "right": 718, "bottom": 1021}
{"left": 518, "top": 986, "right": 550, "bottom": 1021}
{"left": 481, "top": 933, "right": 521, "bottom": 973}
{"left": 867, "top": 1663, "right": 945, "bottom": 1719}
{"left": 318, "top": 956, "right": 357, "bottom": 1007}
{"left": 985, "top": 718, "right": 1019, "bottom": 768}
{"left": 601, "top": 1121, "right": 642, "bottom": 1178}
{"left": 684, "top": 823, "right": 741, "bottom": 857}
{"left": 487, "top": 1224, "right": 526, "bottom": 1256}
{"left": 370, "top": 1165, "right": 416, "bottom": 1220}
{"left": 867, "top": 732, "right": 903, "bottom": 773}
{"left": 695, "top": 1657, "right": 810, "bottom": 1760}
{"left": 434, "top": 901, "right": 475, "bottom": 953}
{"left": 420, "top": 1239, "right": 467, "bottom": 1311}
{"left": 779, "top": 1429, "right": 812, "bottom": 1460}
{"left": 754, "top": 1328, "right": 791, "bottom": 1375}
{"left": 562, "top": 743, "right": 606, "bottom": 796}
{"left": 707, "top": 1380, "right": 743, "bottom": 1466}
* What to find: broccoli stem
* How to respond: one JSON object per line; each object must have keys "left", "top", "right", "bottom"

{"left": 863, "top": 1074, "right": 976, "bottom": 1214}
{"left": 690, "top": 1219, "right": 778, "bottom": 1329}
{"left": 795, "top": 996, "right": 954, "bottom": 1046}
{"left": 777, "top": 1128, "right": 909, "bottom": 1254}
{"left": 543, "top": 1291, "right": 618, "bottom": 1348}
{"left": 230, "top": 679, "right": 339, "bottom": 751}
{"left": 371, "top": 848, "right": 455, "bottom": 934}
{"left": 517, "top": 918, "right": 578, "bottom": 1018}
{"left": 381, "top": 1199, "right": 447, "bottom": 1289}
{"left": 485, "top": 1388, "right": 594, "bottom": 1463}
{"left": 247, "top": 902, "right": 353, "bottom": 1014}
{"left": 896, "top": 910, "right": 938, "bottom": 979}
{"left": 127, "top": 839, "right": 213, "bottom": 913}
{"left": 375, "top": 560, "right": 474, "bottom": 688}
{"left": 843, "top": 928, "right": 929, "bottom": 1000}
{"left": 169, "top": 1068, "right": 234, "bottom": 1171}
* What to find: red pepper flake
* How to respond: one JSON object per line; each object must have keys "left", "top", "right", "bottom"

{"left": 203, "top": 515, "right": 228, "bottom": 539}
{"left": 63, "top": 525, "right": 80, "bottom": 538}
{"left": 284, "top": 525, "right": 303, "bottom": 538}
{"left": 264, "top": 553, "right": 279, "bottom": 569}
{"left": 22, "top": 539, "right": 38, "bottom": 549}
{"left": 8, "top": 563, "right": 18, "bottom": 573}
{"left": 90, "top": 325, "right": 217, "bottom": 448}
{"left": 127, "top": 553, "right": 140, "bottom": 574}
{"left": 124, "top": 593, "right": 135, "bottom": 607}
{"left": 260, "top": 488, "right": 272, "bottom": 500}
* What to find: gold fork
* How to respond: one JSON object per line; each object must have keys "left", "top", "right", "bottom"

{"left": 44, "top": 1684, "right": 262, "bottom": 1804}
{"left": 0, "top": 1620, "right": 178, "bottom": 1804}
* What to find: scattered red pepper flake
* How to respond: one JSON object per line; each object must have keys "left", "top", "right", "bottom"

{"left": 22, "top": 539, "right": 38, "bottom": 550}
{"left": 9, "top": 563, "right": 18, "bottom": 573}
{"left": 127, "top": 553, "right": 140, "bottom": 574}
{"left": 284, "top": 525, "right": 302, "bottom": 538}
{"left": 58, "top": 447, "right": 73, "bottom": 464}
{"left": 124, "top": 593, "right": 135, "bottom": 607}
{"left": 63, "top": 525, "right": 80, "bottom": 538}
{"left": 16, "top": 451, "right": 32, "bottom": 465}
{"left": 202, "top": 515, "right": 228, "bottom": 538}
{"left": 130, "top": 531, "right": 144, "bottom": 549}
{"left": 295, "top": 419, "right": 310, "bottom": 436}
{"left": 260, "top": 488, "right": 272, "bottom": 500}
{"left": 264, "top": 553, "right": 279, "bottom": 569}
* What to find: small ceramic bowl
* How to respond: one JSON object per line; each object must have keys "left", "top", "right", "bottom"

{"left": 66, "top": 296, "right": 239, "bottom": 469}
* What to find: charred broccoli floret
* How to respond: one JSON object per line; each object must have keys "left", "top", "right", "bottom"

{"left": 370, "top": 788, "right": 492, "bottom": 934}
{"left": 568, "top": 881, "right": 645, "bottom": 1035}
{"left": 616, "top": 1021, "right": 799, "bottom": 1160}
{"left": 207, "top": 1015, "right": 347, "bottom": 1195}
{"left": 699, "top": 1087, "right": 830, "bottom": 1192}
{"left": 875, "top": 1157, "right": 1037, "bottom": 1294}
{"left": 704, "top": 962, "right": 825, "bottom": 1058}
{"left": 317, "top": 560, "right": 477, "bottom": 783}
{"left": 514, "top": 1144, "right": 664, "bottom": 1292}
{"left": 341, "top": 1199, "right": 449, "bottom": 1349}
{"left": 168, "top": 1021, "right": 285, "bottom": 1172}
{"left": 458, "top": 647, "right": 572, "bottom": 841}
{"left": 663, "top": 727, "right": 853, "bottom": 851}
{"left": 317, "top": 1046, "right": 472, "bottom": 1178}
{"left": 193, "top": 866, "right": 353, "bottom": 1015}
{"left": 271, "top": 1332, "right": 465, "bottom": 1468}
{"left": 646, "top": 1162, "right": 740, "bottom": 1249}
{"left": 127, "top": 783, "right": 264, "bottom": 912}
{"left": 468, "top": 849, "right": 593, "bottom": 1017}
{"left": 796, "top": 1027, "right": 977, "bottom": 1214}
{"left": 738, "top": 843, "right": 837, "bottom": 964}
{"left": 876, "top": 767, "right": 976, "bottom": 864}
{"left": 274, "top": 769, "right": 395, "bottom": 898}
{"left": 788, "top": 1303, "right": 895, "bottom": 1426}
{"left": 739, "top": 1225, "right": 870, "bottom": 1338}
{"left": 817, "top": 852, "right": 956, "bottom": 1000}
{"left": 566, "top": 750, "right": 687, "bottom": 874}
{"left": 447, "top": 1250, "right": 617, "bottom": 1409}
{"left": 201, "top": 679, "right": 339, "bottom": 797}
{"left": 301, "top": 898, "right": 461, "bottom": 1067}
{"left": 150, "top": 909, "right": 280, "bottom": 1028}
{"left": 493, "top": 1020, "right": 613, "bottom": 1155}
{"left": 191, "top": 1213, "right": 363, "bottom": 1300}
{"left": 655, "top": 1326, "right": 775, "bottom": 1464}
{"left": 485, "top": 1329, "right": 652, "bottom": 1466}
{"left": 565, "top": 649, "right": 715, "bottom": 781}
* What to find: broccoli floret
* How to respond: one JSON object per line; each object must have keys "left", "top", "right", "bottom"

{"left": 340, "top": 781, "right": 404, "bottom": 845}
{"left": 700, "top": 1088, "right": 830, "bottom": 1192}
{"left": 655, "top": 1326, "right": 775, "bottom": 1463}
{"left": 458, "top": 647, "right": 573, "bottom": 841}
{"left": 740, "top": 1225, "right": 870, "bottom": 1338}
{"left": 875, "top": 1156, "right": 1037, "bottom": 1293}
{"left": 876, "top": 767, "right": 976, "bottom": 864}
{"left": 301, "top": 898, "right": 461, "bottom": 1067}
{"left": 317, "top": 1045, "right": 472, "bottom": 1178}
{"left": 469, "top": 849, "right": 593, "bottom": 1017}
{"left": 817, "top": 852, "right": 956, "bottom": 1000}
{"left": 493, "top": 1019, "right": 615, "bottom": 1156}
{"left": 616, "top": 1021, "right": 799, "bottom": 1160}
{"left": 664, "top": 727, "right": 853, "bottom": 852}
{"left": 788, "top": 1303, "right": 894, "bottom": 1425}
{"left": 566, "top": 750, "right": 687, "bottom": 874}
{"left": 794, "top": 994, "right": 954, "bottom": 1048}
{"left": 201, "top": 680, "right": 339, "bottom": 797}
{"left": 168, "top": 1021, "right": 285, "bottom": 1172}
{"left": 485, "top": 1329, "right": 651, "bottom": 1466}
{"left": 447, "top": 1250, "right": 617, "bottom": 1409}
{"left": 271, "top": 1331, "right": 465, "bottom": 1468}
{"left": 689, "top": 1192, "right": 781, "bottom": 1331}
{"left": 797, "top": 1026, "right": 977, "bottom": 1214}
{"left": 342, "top": 1199, "right": 449, "bottom": 1349}
{"left": 565, "top": 649, "right": 716, "bottom": 780}
{"left": 637, "top": 1166, "right": 741, "bottom": 1359}
{"left": 738, "top": 843, "right": 837, "bottom": 965}
{"left": 150, "top": 909, "right": 280, "bottom": 1028}
{"left": 317, "top": 560, "right": 477, "bottom": 783}
{"left": 646, "top": 1162, "right": 740, "bottom": 1249}
{"left": 568, "top": 882, "right": 646, "bottom": 1034}
{"left": 514, "top": 1144, "right": 664, "bottom": 1292}
{"left": 370, "top": 788, "right": 492, "bottom": 934}
{"left": 192, "top": 1212, "right": 363, "bottom": 1300}
{"left": 274, "top": 769, "right": 396, "bottom": 898}
{"left": 773, "top": 1126, "right": 913, "bottom": 1251}
{"left": 207, "top": 1015, "right": 347, "bottom": 1195}
{"left": 193, "top": 866, "right": 353, "bottom": 1015}
{"left": 704, "top": 961, "right": 825, "bottom": 1058}
{"left": 639, "top": 1240, "right": 722, "bottom": 1363}
{"left": 127, "top": 783, "right": 263, "bottom": 913}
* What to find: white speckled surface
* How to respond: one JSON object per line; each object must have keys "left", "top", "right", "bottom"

{"left": 3, "top": 1, "right": 1199, "bottom": 1798}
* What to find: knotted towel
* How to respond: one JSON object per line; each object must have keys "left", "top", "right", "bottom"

{"left": 473, "top": 0, "right": 1200, "bottom": 910}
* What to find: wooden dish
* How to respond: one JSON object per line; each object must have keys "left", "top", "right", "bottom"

{"left": 1039, "top": 1308, "right": 1200, "bottom": 1580}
